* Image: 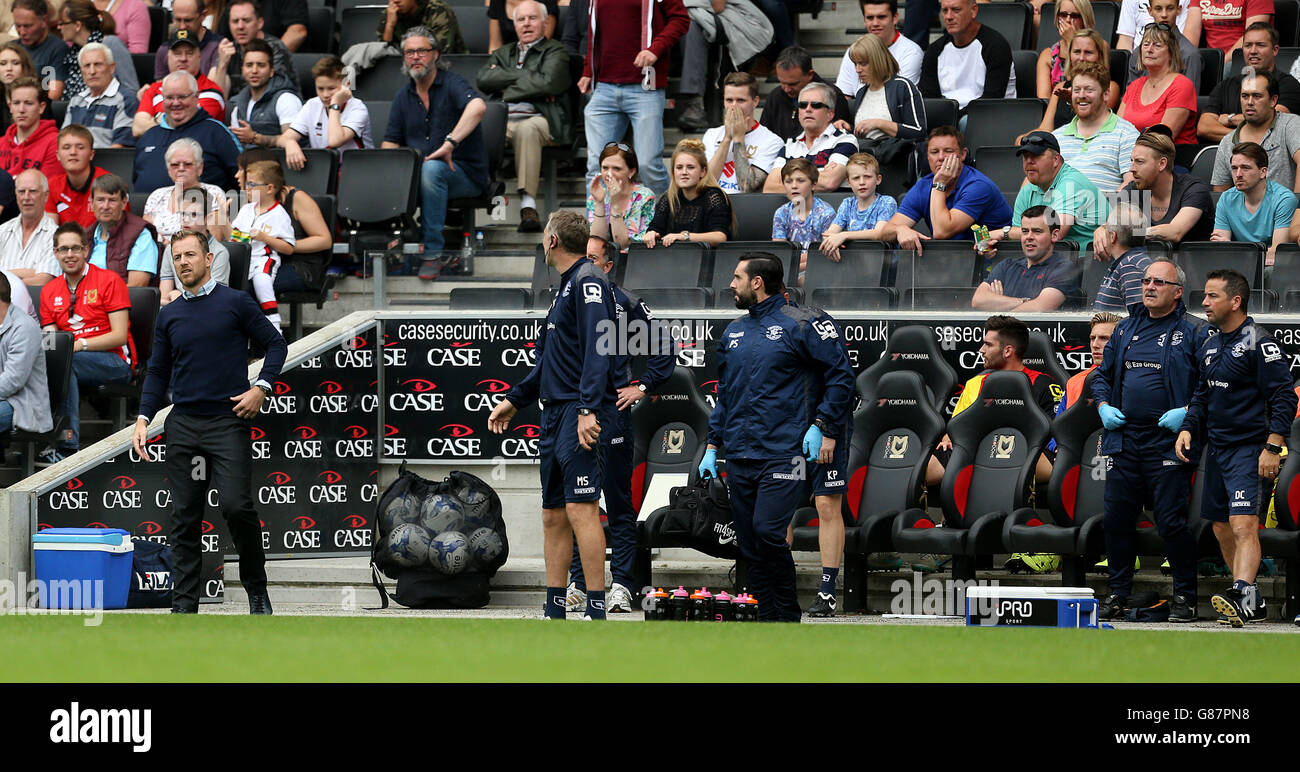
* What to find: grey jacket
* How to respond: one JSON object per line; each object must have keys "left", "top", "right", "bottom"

{"left": 0, "top": 303, "right": 51, "bottom": 433}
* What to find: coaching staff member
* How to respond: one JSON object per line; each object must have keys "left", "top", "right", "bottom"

{"left": 699, "top": 253, "right": 854, "bottom": 622}
{"left": 132, "top": 228, "right": 287, "bottom": 615}
{"left": 489, "top": 211, "right": 618, "bottom": 620}
{"left": 1176, "top": 269, "right": 1297, "bottom": 627}
{"left": 1092, "top": 257, "right": 1205, "bottom": 623}
{"left": 564, "top": 235, "right": 675, "bottom": 613}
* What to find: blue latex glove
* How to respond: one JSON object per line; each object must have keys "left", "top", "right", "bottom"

{"left": 698, "top": 448, "right": 718, "bottom": 479}
{"left": 802, "top": 424, "right": 824, "bottom": 462}
{"left": 1158, "top": 406, "right": 1187, "bottom": 433}
{"left": 1098, "top": 403, "right": 1126, "bottom": 431}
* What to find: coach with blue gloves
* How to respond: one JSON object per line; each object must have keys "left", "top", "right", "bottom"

{"left": 489, "top": 212, "right": 618, "bottom": 620}
{"left": 700, "top": 252, "right": 854, "bottom": 622}
{"left": 1176, "top": 269, "right": 1297, "bottom": 627}
{"left": 1091, "top": 257, "right": 1206, "bottom": 623}
{"left": 565, "top": 235, "right": 676, "bottom": 613}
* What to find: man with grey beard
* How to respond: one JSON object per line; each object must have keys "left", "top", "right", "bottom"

{"left": 380, "top": 26, "right": 488, "bottom": 279}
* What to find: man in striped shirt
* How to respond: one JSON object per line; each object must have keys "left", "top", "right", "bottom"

{"left": 1052, "top": 62, "right": 1138, "bottom": 194}
{"left": 1093, "top": 202, "right": 1152, "bottom": 311}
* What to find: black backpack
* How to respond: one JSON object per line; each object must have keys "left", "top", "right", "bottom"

{"left": 658, "top": 477, "right": 743, "bottom": 560}
{"left": 369, "top": 465, "right": 508, "bottom": 609}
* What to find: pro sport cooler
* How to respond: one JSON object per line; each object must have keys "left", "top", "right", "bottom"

{"left": 32, "top": 528, "right": 134, "bottom": 609}
{"left": 965, "top": 586, "right": 1098, "bottom": 628}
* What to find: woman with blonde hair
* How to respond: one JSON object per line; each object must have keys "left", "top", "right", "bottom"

{"left": 1119, "top": 22, "right": 1197, "bottom": 144}
{"left": 643, "top": 139, "right": 734, "bottom": 247}
{"left": 844, "top": 32, "right": 925, "bottom": 144}
{"left": 1036, "top": 0, "right": 1094, "bottom": 99}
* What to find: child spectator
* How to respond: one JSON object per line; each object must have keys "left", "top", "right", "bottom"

{"left": 231, "top": 159, "right": 293, "bottom": 330}
{"left": 771, "top": 158, "right": 836, "bottom": 277}
{"left": 819, "top": 152, "right": 897, "bottom": 261}
{"left": 277, "top": 55, "right": 373, "bottom": 171}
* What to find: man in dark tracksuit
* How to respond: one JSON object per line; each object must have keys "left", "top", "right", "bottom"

{"left": 1092, "top": 257, "right": 1207, "bottom": 622}
{"left": 566, "top": 236, "right": 675, "bottom": 613}
{"left": 1177, "top": 269, "right": 1297, "bottom": 627}
{"left": 699, "top": 253, "right": 854, "bottom": 622}
{"left": 489, "top": 212, "right": 618, "bottom": 620}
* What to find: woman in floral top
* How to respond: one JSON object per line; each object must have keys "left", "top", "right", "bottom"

{"left": 771, "top": 159, "right": 836, "bottom": 279}
{"left": 587, "top": 142, "right": 656, "bottom": 250}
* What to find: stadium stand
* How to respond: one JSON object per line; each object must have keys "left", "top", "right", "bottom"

{"left": 1263, "top": 419, "right": 1300, "bottom": 616}
{"left": 622, "top": 242, "right": 708, "bottom": 291}
{"left": 964, "top": 98, "right": 1047, "bottom": 151}
{"left": 224, "top": 241, "right": 251, "bottom": 293}
{"left": 710, "top": 241, "right": 798, "bottom": 307}
{"left": 975, "top": 1, "right": 1031, "bottom": 49}
{"left": 728, "top": 194, "right": 788, "bottom": 242}
{"left": 339, "top": 6, "right": 386, "bottom": 52}
{"left": 94, "top": 149, "right": 137, "bottom": 190}
{"left": 803, "top": 241, "right": 892, "bottom": 310}
{"left": 96, "top": 287, "right": 160, "bottom": 428}
{"left": 335, "top": 147, "right": 422, "bottom": 258}
{"left": 11, "top": 331, "right": 72, "bottom": 478}
{"left": 1198, "top": 48, "right": 1223, "bottom": 96}
{"left": 278, "top": 147, "right": 339, "bottom": 195}
{"left": 1176, "top": 241, "right": 1266, "bottom": 307}
{"left": 1269, "top": 244, "right": 1300, "bottom": 311}
{"left": 448, "top": 286, "right": 530, "bottom": 308}
{"left": 1037, "top": 1, "right": 1117, "bottom": 49}
{"left": 305, "top": 5, "right": 334, "bottom": 52}
{"left": 1229, "top": 47, "right": 1300, "bottom": 78}
{"left": 973, "top": 145, "right": 1024, "bottom": 192}
{"left": 355, "top": 55, "right": 407, "bottom": 103}
{"left": 280, "top": 192, "right": 339, "bottom": 341}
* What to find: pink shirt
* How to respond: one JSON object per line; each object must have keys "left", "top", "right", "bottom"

{"left": 107, "top": 0, "right": 151, "bottom": 53}
{"left": 1122, "top": 74, "right": 1198, "bottom": 145}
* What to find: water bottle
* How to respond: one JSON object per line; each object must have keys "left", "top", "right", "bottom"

{"left": 713, "top": 591, "right": 734, "bottom": 621}
{"left": 645, "top": 587, "right": 669, "bottom": 621}
{"left": 459, "top": 230, "right": 473, "bottom": 273}
{"left": 467, "top": 230, "right": 484, "bottom": 275}
{"left": 689, "top": 587, "right": 714, "bottom": 621}
{"left": 670, "top": 586, "right": 691, "bottom": 621}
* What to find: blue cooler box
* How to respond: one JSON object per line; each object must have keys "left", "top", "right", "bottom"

{"left": 33, "top": 528, "right": 134, "bottom": 609}
{"left": 965, "top": 586, "right": 1099, "bottom": 628}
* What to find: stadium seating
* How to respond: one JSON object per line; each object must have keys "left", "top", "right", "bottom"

{"left": 50, "top": 100, "right": 66, "bottom": 128}
{"left": 95, "top": 148, "right": 137, "bottom": 188}
{"left": 1277, "top": 0, "right": 1299, "bottom": 46}
{"left": 339, "top": 7, "right": 385, "bottom": 53}
{"left": 1037, "top": 1, "right": 1118, "bottom": 49}
{"left": 1189, "top": 146, "right": 1216, "bottom": 186}
{"left": 855, "top": 324, "right": 959, "bottom": 414}
{"left": 448, "top": 287, "right": 530, "bottom": 308}
{"left": 728, "top": 194, "right": 787, "bottom": 242}
{"left": 1198, "top": 48, "right": 1224, "bottom": 96}
{"left": 803, "top": 242, "right": 893, "bottom": 309}
{"left": 132, "top": 53, "right": 154, "bottom": 91}
{"left": 147, "top": 5, "right": 168, "bottom": 52}
{"left": 973, "top": 145, "right": 1025, "bottom": 192}
{"left": 1230, "top": 47, "right": 1300, "bottom": 77}
{"left": 280, "top": 193, "right": 339, "bottom": 341}
{"left": 976, "top": 1, "right": 1031, "bottom": 49}
{"left": 1263, "top": 419, "right": 1300, "bottom": 616}
{"left": 334, "top": 0, "right": 377, "bottom": 23}
{"left": 529, "top": 243, "right": 559, "bottom": 308}
{"left": 791, "top": 370, "right": 945, "bottom": 612}
{"left": 632, "top": 366, "right": 717, "bottom": 590}
{"left": 458, "top": 8, "right": 491, "bottom": 54}
{"left": 293, "top": 52, "right": 320, "bottom": 97}
{"left": 633, "top": 287, "right": 710, "bottom": 309}
{"left": 893, "top": 370, "right": 1052, "bottom": 580}
{"left": 336, "top": 147, "right": 421, "bottom": 251}
{"left": 306, "top": 5, "right": 334, "bottom": 53}
{"left": 1267, "top": 244, "right": 1300, "bottom": 311}
{"left": 443, "top": 54, "right": 491, "bottom": 85}
{"left": 1012, "top": 49, "right": 1037, "bottom": 98}
{"left": 355, "top": 55, "right": 407, "bottom": 103}
{"left": 710, "top": 241, "right": 798, "bottom": 307}
{"left": 895, "top": 240, "right": 981, "bottom": 309}
{"left": 224, "top": 241, "right": 251, "bottom": 292}
{"left": 1001, "top": 371, "right": 1105, "bottom": 586}
{"left": 128, "top": 191, "right": 150, "bottom": 217}
{"left": 923, "top": 98, "right": 958, "bottom": 132}
{"left": 12, "top": 331, "right": 72, "bottom": 477}
{"left": 368, "top": 100, "right": 392, "bottom": 139}
{"left": 1109, "top": 49, "right": 1130, "bottom": 91}
{"left": 622, "top": 242, "right": 708, "bottom": 291}
{"left": 279, "top": 147, "right": 339, "bottom": 195}
{"left": 1177, "top": 241, "right": 1265, "bottom": 306}
{"left": 447, "top": 101, "right": 508, "bottom": 252}
{"left": 96, "top": 287, "right": 159, "bottom": 428}
{"left": 963, "top": 98, "right": 1046, "bottom": 151}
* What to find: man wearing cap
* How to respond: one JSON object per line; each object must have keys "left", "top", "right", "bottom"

{"left": 987, "top": 130, "right": 1109, "bottom": 251}
{"left": 153, "top": 0, "right": 226, "bottom": 81}
{"left": 134, "top": 31, "right": 228, "bottom": 138}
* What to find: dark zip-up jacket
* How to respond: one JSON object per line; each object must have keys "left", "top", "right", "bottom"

{"left": 610, "top": 283, "right": 674, "bottom": 392}
{"left": 506, "top": 256, "right": 617, "bottom": 409}
{"left": 707, "top": 294, "right": 854, "bottom": 459}
{"left": 1092, "top": 298, "right": 1206, "bottom": 459}
{"left": 1184, "top": 316, "right": 1297, "bottom": 448}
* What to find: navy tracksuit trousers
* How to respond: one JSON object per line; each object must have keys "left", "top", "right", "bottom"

{"left": 569, "top": 408, "right": 636, "bottom": 590}
{"left": 727, "top": 457, "right": 806, "bottom": 623}
{"left": 1103, "top": 439, "right": 1198, "bottom": 601}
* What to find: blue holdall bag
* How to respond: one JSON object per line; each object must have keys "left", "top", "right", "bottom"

{"left": 126, "top": 538, "right": 173, "bottom": 608}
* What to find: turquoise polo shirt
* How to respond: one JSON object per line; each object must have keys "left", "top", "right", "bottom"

{"left": 1012, "top": 161, "right": 1110, "bottom": 249}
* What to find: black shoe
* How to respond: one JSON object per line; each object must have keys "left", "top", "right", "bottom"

{"left": 1246, "top": 597, "right": 1268, "bottom": 623}
{"left": 1169, "top": 593, "right": 1198, "bottom": 623}
{"left": 248, "top": 592, "right": 273, "bottom": 615}
{"left": 518, "top": 207, "right": 542, "bottom": 233}
{"left": 1099, "top": 593, "right": 1127, "bottom": 621}
{"left": 1211, "top": 587, "right": 1246, "bottom": 628}
{"left": 676, "top": 97, "right": 708, "bottom": 131}
{"left": 806, "top": 592, "right": 836, "bottom": 618}
{"left": 170, "top": 606, "right": 197, "bottom": 614}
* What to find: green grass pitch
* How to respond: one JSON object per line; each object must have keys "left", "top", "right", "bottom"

{"left": 3, "top": 615, "right": 1299, "bottom": 682}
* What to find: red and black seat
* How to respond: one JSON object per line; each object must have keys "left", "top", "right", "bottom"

{"left": 855, "top": 324, "right": 959, "bottom": 415}
{"left": 631, "top": 366, "right": 715, "bottom": 588}
{"left": 893, "top": 370, "right": 1052, "bottom": 580}
{"left": 1002, "top": 371, "right": 1105, "bottom": 585}
{"left": 789, "top": 371, "right": 944, "bottom": 611}
{"left": 1261, "top": 420, "right": 1300, "bottom": 617}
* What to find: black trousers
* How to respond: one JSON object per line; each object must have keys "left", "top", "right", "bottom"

{"left": 164, "top": 412, "right": 267, "bottom": 610}
{"left": 727, "top": 457, "right": 806, "bottom": 622}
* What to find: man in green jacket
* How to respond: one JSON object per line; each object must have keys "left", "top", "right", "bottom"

{"left": 477, "top": 0, "right": 572, "bottom": 232}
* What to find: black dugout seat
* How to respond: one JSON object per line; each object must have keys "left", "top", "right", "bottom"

{"left": 1264, "top": 420, "right": 1300, "bottom": 617}
{"left": 855, "top": 324, "right": 959, "bottom": 415}
{"left": 1002, "top": 372, "right": 1106, "bottom": 585}
{"left": 1024, "top": 329, "right": 1068, "bottom": 386}
{"left": 893, "top": 370, "right": 1052, "bottom": 580}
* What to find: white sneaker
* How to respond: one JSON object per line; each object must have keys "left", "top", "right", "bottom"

{"left": 607, "top": 583, "right": 634, "bottom": 613}
{"left": 564, "top": 582, "right": 586, "bottom": 613}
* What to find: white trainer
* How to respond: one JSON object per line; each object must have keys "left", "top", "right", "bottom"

{"left": 607, "top": 583, "right": 634, "bottom": 613}
{"left": 564, "top": 582, "right": 586, "bottom": 613}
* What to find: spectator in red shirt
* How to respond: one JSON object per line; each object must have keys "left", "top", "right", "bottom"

{"left": 579, "top": 0, "right": 690, "bottom": 196}
{"left": 45, "top": 124, "right": 110, "bottom": 229}
{"left": 1119, "top": 23, "right": 1198, "bottom": 145}
{"left": 0, "top": 76, "right": 59, "bottom": 178}
{"left": 1201, "top": 0, "right": 1272, "bottom": 58}
{"left": 38, "top": 221, "right": 135, "bottom": 463}
{"left": 133, "top": 30, "right": 227, "bottom": 139}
